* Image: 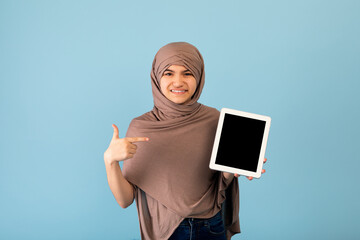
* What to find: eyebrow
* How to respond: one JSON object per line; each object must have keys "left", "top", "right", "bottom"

{"left": 164, "top": 69, "right": 191, "bottom": 73}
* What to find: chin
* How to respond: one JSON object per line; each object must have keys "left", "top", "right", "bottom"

{"left": 167, "top": 95, "right": 191, "bottom": 104}
{"left": 170, "top": 99, "right": 184, "bottom": 104}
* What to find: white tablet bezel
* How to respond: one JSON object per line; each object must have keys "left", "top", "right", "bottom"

{"left": 209, "top": 108, "right": 271, "bottom": 178}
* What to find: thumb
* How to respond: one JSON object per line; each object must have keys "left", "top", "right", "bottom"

{"left": 112, "top": 124, "right": 119, "bottom": 139}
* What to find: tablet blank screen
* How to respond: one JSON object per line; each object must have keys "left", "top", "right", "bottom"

{"left": 215, "top": 113, "right": 266, "bottom": 172}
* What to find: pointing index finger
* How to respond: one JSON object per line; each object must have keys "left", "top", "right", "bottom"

{"left": 127, "top": 137, "right": 149, "bottom": 143}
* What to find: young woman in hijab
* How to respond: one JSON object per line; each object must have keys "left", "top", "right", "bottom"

{"left": 104, "top": 42, "right": 267, "bottom": 240}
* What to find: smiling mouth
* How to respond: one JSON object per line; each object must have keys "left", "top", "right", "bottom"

{"left": 170, "top": 90, "right": 187, "bottom": 94}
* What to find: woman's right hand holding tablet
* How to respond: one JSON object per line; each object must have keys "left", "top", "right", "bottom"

{"left": 104, "top": 124, "right": 149, "bottom": 165}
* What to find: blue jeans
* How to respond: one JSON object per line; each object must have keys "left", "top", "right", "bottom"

{"left": 168, "top": 211, "right": 227, "bottom": 240}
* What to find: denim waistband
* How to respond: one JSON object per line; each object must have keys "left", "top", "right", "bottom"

{"left": 179, "top": 210, "right": 222, "bottom": 225}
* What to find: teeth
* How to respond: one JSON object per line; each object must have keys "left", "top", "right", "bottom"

{"left": 171, "top": 90, "right": 186, "bottom": 93}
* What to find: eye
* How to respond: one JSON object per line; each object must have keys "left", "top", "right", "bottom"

{"left": 185, "top": 72, "right": 193, "bottom": 76}
{"left": 163, "top": 72, "right": 172, "bottom": 76}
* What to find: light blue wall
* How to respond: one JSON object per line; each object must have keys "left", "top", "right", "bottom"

{"left": 1, "top": 0, "right": 359, "bottom": 239}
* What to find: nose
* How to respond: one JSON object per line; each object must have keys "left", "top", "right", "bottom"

{"left": 172, "top": 75, "right": 184, "bottom": 87}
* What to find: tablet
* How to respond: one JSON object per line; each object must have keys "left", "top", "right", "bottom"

{"left": 209, "top": 108, "right": 271, "bottom": 178}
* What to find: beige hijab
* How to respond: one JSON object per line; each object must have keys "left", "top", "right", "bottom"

{"left": 123, "top": 42, "right": 240, "bottom": 237}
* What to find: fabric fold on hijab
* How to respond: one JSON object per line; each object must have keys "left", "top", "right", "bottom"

{"left": 122, "top": 42, "right": 240, "bottom": 239}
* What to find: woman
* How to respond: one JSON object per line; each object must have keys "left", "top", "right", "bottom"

{"left": 104, "top": 42, "right": 266, "bottom": 240}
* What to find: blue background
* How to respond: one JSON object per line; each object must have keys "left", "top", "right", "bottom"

{"left": 1, "top": 0, "right": 359, "bottom": 239}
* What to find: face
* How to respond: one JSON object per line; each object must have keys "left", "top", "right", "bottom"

{"left": 160, "top": 65, "right": 197, "bottom": 104}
